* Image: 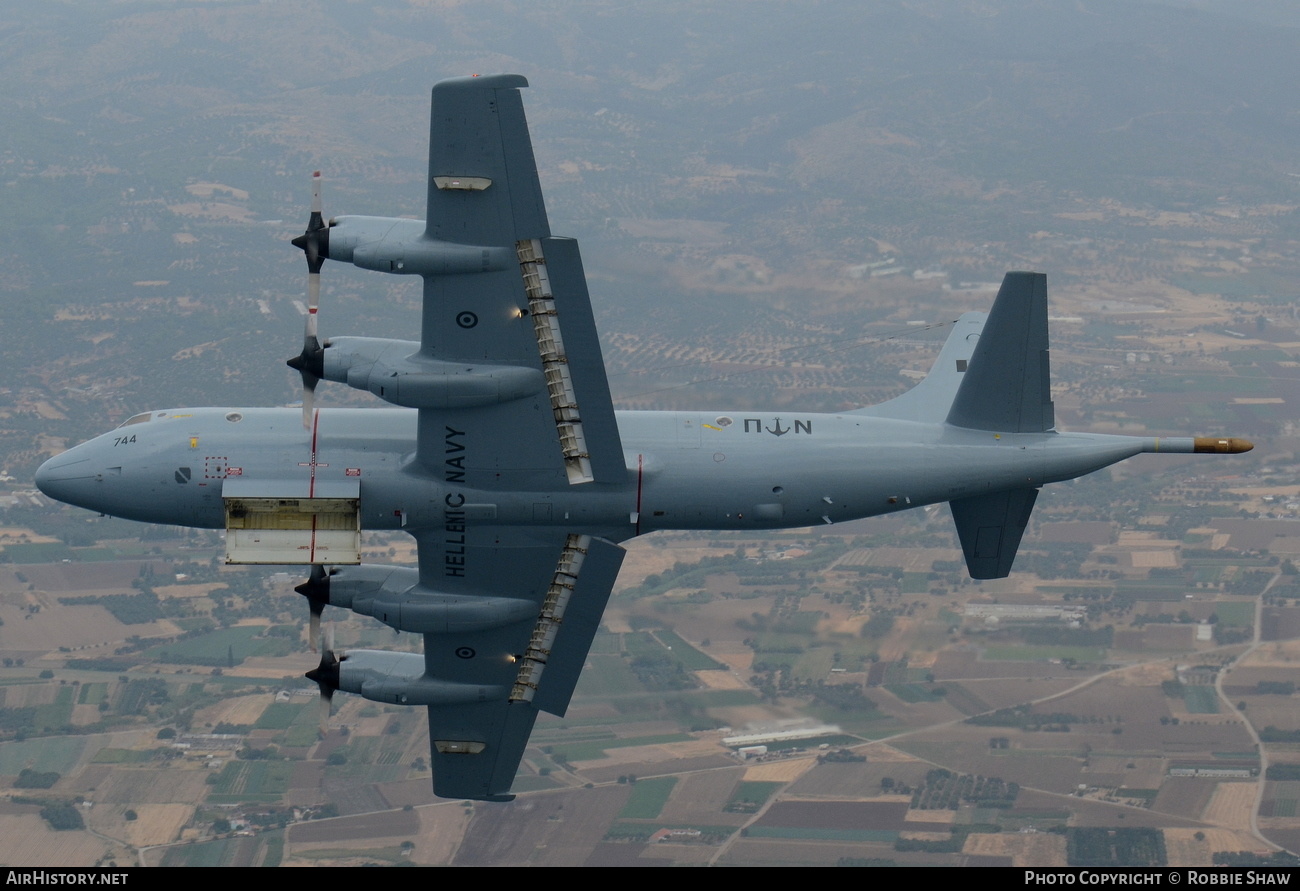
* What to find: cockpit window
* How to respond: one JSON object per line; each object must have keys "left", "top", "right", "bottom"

{"left": 118, "top": 412, "right": 153, "bottom": 428}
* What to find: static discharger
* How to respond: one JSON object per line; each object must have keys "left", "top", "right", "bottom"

{"left": 1141, "top": 437, "right": 1254, "bottom": 454}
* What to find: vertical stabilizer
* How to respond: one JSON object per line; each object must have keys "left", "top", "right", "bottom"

{"left": 945, "top": 272, "right": 1054, "bottom": 433}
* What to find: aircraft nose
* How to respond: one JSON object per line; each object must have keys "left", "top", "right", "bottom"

{"left": 35, "top": 452, "right": 99, "bottom": 507}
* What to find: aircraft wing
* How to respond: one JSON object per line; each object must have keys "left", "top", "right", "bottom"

{"left": 337, "top": 76, "right": 631, "bottom": 801}
{"left": 414, "top": 527, "right": 625, "bottom": 801}
{"left": 414, "top": 75, "right": 625, "bottom": 487}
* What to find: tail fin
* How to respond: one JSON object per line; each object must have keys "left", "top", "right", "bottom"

{"left": 946, "top": 272, "right": 1054, "bottom": 433}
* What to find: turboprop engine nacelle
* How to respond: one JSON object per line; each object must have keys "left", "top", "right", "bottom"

{"left": 300, "top": 564, "right": 537, "bottom": 635}
{"left": 320, "top": 337, "right": 545, "bottom": 409}
{"left": 332, "top": 649, "right": 509, "bottom": 706}
{"left": 321, "top": 216, "right": 513, "bottom": 276}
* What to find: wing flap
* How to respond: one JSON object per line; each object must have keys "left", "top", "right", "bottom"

{"left": 518, "top": 236, "right": 626, "bottom": 484}
{"left": 512, "top": 535, "right": 625, "bottom": 716}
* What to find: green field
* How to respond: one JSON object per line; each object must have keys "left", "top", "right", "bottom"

{"left": 143, "top": 625, "right": 292, "bottom": 666}
{"left": 791, "top": 647, "right": 837, "bottom": 680}
{"left": 160, "top": 833, "right": 283, "bottom": 868}
{"left": 692, "top": 690, "right": 762, "bottom": 707}
{"left": 283, "top": 720, "right": 321, "bottom": 748}
{"left": 0, "top": 542, "right": 75, "bottom": 562}
{"left": 255, "top": 702, "right": 306, "bottom": 730}
{"left": 34, "top": 687, "right": 75, "bottom": 731}
{"left": 1214, "top": 602, "right": 1255, "bottom": 627}
{"left": 549, "top": 732, "right": 692, "bottom": 763}
{"left": 902, "top": 572, "right": 929, "bottom": 593}
{"left": 618, "top": 777, "right": 678, "bottom": 818}
{"left": 161, "top": 838, "right": 233, "bottom": 868}
{"left": 295, "top": 846, "right": 406, "bottom": 863}
{"left": 588, "top": 630, "right": 622, "bottom": 655}
{"left": 0, "top": 735, "right": 86, "bottom": 775}
{"left": 92, "top": 748, "right": 155, "bottom": 764}
{"left": 885, "top": 683, "right": 946, "bottom": 703}
{"left": 77, "top": 683, "right": 108, "bottom": 705}
{"left": 572, "top": 655, "right": 644, "bottom": 697}
{"left": 1183, "top": 686, "right": 1220, "bottom": 714}
{"left": 726, "top": 781, "right": 782, "bottom": 810}
{"left": 207, "top": 759, "right": 295, "bottom": 803}
{"left": 746, "top": 826, "right": 899, "bottom": 842}
{"left": 982, "top": 646, "right": 1108, "bottom": 663}
{"left": 656, "top": 630, "right": 724, "bottom": 670}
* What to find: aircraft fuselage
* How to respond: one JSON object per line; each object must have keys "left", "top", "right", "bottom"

{"left": 36, "top": 405, "right": 1155, "bottom": 543}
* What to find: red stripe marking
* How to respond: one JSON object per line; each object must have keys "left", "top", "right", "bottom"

{"left": 309, "top": 409, "right": 320, "bottom": 497}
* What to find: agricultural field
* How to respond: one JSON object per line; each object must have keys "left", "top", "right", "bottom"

{"left": 2, "top": 501, "right": 1299, "bottom": 867}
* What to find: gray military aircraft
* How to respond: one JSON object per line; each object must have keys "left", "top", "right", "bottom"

{"left": 35, "top": 74, "right": 1252, "bottom": 802}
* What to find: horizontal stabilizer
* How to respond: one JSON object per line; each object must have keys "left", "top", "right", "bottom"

{"left": 950, "top": 487, "right": 1039, "bottom": 579}
{"left": 946, "top": 272, "right": 1054, "bottom": 433}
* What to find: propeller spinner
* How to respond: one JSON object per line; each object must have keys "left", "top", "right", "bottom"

{"left": 287, "top": 171, "right": 329, "bottom": 428}
{"left": 306, "top": 628, "right": 342, "bottom": 735}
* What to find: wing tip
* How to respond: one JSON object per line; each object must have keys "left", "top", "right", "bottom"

{"left": 434, "top": 73, "right": 529, "bottom": 93}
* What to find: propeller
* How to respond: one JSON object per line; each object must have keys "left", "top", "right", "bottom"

{"left": 306, "top": 626, "right": 342, "bottom": 735}
{"left": 294, "top": 564, "right": 333, "bottom": 651}
{"left": 288, "top": 171, "right": 329, "bottom": 429}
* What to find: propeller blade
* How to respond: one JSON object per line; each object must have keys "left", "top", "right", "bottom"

{"left": 317, "top": 688, "right": 332, "bottom": 736}
{"left": 306, "top": 635, "right": 342, "bottom": 737}
{"left": 294, "top": 565, "right": 330, "bottom": 652}
{"left": 289, "top": 171, "right": 329, "bottom": 429}
{"left": 306, "top": 271, "right": 321, "bottom": 340}
{"left": 309, "top": 169, "right": 324, "bottom": 230}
